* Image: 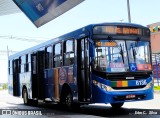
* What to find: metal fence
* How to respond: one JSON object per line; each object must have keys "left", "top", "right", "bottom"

{"left": 152, "top": 53, "right": 160, "bottom": 86}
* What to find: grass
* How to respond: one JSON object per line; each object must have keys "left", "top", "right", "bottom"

{"left": 154, "top": 86, "right": 160, "bottom": 90}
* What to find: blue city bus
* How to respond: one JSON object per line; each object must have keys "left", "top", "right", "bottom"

{"left": 8, "top": 22, "right": 153, "bottom": 108}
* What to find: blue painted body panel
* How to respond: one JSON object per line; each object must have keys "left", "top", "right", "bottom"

{"left": 44, "top": 66, "right": 77, "bottom": 101}
{"left": 92, "top": 74, "right": 153, "bottom": 103}
{"left": 92, "top": 84, "right": 153, "bottom": 103}
{"left": 19, "top": 72, "right": 32, "bottom": 98}
{"left": 92, "top": 74, "right": 152, "bottom": 87}
{"left": 44, "top": 69, "right": 54, "bottom": 100}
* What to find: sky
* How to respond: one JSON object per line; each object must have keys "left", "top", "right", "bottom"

{"left": 0, "top": 0, "right": 160, "bottom": 83}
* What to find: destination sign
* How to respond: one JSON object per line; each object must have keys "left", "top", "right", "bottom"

{"left": 96, "top": 41, "right": 117, "bottom": 47}
{"left": 93, "top": 26, "right": 146, "bottom": 36}
{"left": 116, "top": 27, "right": 140, "bottom": 35}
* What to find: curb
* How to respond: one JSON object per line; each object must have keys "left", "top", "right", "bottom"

{"left": 154, "top": 90, "right": 160, "bottom": 93}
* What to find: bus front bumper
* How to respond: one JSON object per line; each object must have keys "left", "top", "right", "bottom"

{"left": 92, "top": 84, "right": 154, "bottom": 104}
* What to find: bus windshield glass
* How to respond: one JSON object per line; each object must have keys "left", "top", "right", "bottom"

{"left": 93, "top": 40, "right": 151, "bottom": 72}
{"left": 126, "top": 41, "right": 151, "bottom": 71}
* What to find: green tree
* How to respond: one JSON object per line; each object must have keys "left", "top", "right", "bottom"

{"left": 2, "top": 83, "right": 8, "bottom": 90}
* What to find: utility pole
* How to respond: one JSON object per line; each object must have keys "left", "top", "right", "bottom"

{"left": 7, "top": 46, "right": 9, "bottom": 59}
{"left": 127, "top": 0, "right": 131, "bottom": 23}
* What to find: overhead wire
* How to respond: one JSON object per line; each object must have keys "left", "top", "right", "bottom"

{"left": 0, "top": 35, "right": 50, "bottom": 57}
{"left": 0, "top": 35, "right": 49, "bottom": 43}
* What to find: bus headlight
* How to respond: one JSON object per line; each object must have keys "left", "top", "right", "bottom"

{"left": 93, "top": 80, "right": 98, "bottom": 85}
{"left": 145, "top": 79, "right": 154, "bottom": 89}
{"left": 145, "top": 83, "right": 152, "bottom": 89}
{"left": 106, "top": 86, "right": 113, "bottom": 91}
{"left": 93, "top": 80, "right": 113, "bottom": 91}
{"left": 101, "top": 84, "right": 113, "bottom": 92}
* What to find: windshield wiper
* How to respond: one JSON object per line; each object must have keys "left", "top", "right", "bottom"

{"left": 131, "top": 44, "right": 136, "bottom": 62}
{"left": 120, "top": 44, "right": 124, "bottom": 63}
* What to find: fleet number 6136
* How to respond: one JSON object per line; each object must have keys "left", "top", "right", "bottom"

{"left": 136, "top": 80, "right": 147, "bottom": 85}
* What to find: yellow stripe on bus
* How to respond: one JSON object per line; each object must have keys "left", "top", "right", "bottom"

{"left": 122, "top": 81, "right": 128, "bottom": 87}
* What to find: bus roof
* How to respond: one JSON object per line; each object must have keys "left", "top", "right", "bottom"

{"left": 93, "top": 22, "right": 147, "bottom": 28}
{"left": 9, "top": 22, "right": 148, "bottom": 59}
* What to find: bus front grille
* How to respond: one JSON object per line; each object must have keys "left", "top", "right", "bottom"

{"left": 112, "top": 85, "right": 146, "bottom": 90}
{"left": 106, "top": 74, "right": 149, "bottom": 80}
{"left": 93, "top": 70, "right": 151, "bottom": 81}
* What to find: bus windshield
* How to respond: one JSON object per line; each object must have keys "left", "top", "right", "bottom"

{"left": 127, "top": 41, "right": 150, "bottom": 64}
{"left": 93, "top": 39, "right": 151, "bottom": 72}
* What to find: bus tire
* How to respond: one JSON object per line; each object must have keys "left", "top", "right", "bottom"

{"left": 111, "top": 102, "right": 124, "bottom": 108}
{"left": 23, "top": 88, "right": 29, "bottom": 105}
{"left": 72, "top": 103, "right": 80, "bottom": 110}
{"left": 31, "top": 100, "right": 38, "bottom": 106}
{"left": 64, "top": 92, "right": 80, "bottom": 110}
{"left": 64, "top": 92, "right": 73, "bottom": 109}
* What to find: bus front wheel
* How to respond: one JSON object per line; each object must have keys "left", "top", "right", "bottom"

{"left": 111, "top": 102, "right": 124, "bottom": 108}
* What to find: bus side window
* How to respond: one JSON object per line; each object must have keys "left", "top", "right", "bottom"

{"left": 20, "top": 56, "right": 25, "bottom": 73}
{"left": 70, "top": 53, "right": 74, "bottom": 65}
{"left": 53, "top": 43, "right": 62, "bottom": 68}
{"left": 28, "top": 54, "right": 31, "bottom": 72}
{"left": 19, "top": 57, "right": 21, "bottom": 73}
{"left": 8, "top": 60, "right": 13, "bottom": 75}
{"left": 81, "top": 39, "right": 84, "bottom": 68}
{"left": 45, "top": 46, "right": 53, "bottom": 69}
{"left": 32, "top": 54, "right": 36, "bottom": 74}
{"left": 26, "top": 54, "right": 29, "bottom": 72}
{"left": 64, "top": 39, "right": 74, "bottom": 66}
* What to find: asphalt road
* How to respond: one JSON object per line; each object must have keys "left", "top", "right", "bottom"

{"left": 0, "top": 90, "right": 160, "bottom": 118}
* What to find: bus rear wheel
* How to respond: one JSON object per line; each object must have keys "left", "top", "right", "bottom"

{"left": 65, "top": 93, "right": 80, "bottom": 110}
{"left": 23, "top": 89, "right": 38, "bottom": 106}
{"left": 65, "top": 93, "right": 73, "bottom": 109}
{"left": 23, "top": 89, "right": 29, "bottom": 105}
{"left": 111, "top": 102, "right": 124, "bottom": 108}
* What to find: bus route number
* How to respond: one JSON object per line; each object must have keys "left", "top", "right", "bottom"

{"left": 136, "top": 80, "right": 147, "bottom": 85}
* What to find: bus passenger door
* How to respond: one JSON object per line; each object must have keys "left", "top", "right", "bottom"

{"left": 31, "top": 51, "right": 45, "bottom": 100}
{"left": 77, "top": 38, "right": 90, "bottom": 102}
{"left": 31, "top": 53, "right": 38, "bottom": 99}
{"left": 13, "top": 59, "right": 20, "bottom": 96}
{"left": 37, "top": 51, "right": 45, "bottom": 100}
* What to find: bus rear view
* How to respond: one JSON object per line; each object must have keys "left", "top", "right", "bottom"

{"left": 91, "top": 23, "right": 153, "bottom": 108}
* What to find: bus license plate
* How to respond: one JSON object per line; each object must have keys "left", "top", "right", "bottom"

{"left": 126, "top": 94, "right": 136, "bottom": 99}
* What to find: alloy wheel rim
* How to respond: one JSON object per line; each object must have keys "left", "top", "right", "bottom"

{"left": 24, "top": 91, "right": 27, "bottom": 104}
{"left": 66, "top": 94, "right": 72, "bottom": 106}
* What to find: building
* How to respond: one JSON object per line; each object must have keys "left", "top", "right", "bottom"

{"left": 147, "top": 22, "right": 160, "bottom": 79}
{"left": 147, "top": 22, "right": 160, "bottom": 53}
